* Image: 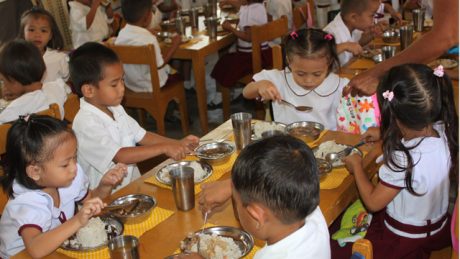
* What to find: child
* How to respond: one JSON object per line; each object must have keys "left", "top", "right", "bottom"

{"left": 0, "top": 115, "right": 127, "bottom": 258}
{"left": 69, "top": 0, "right": 114, "bottom": 48}
{"left": 323, "top": 0, "right": 384, "bottom": 66}
{"left": 334, "top": 64, "right": 458, "bottom": 258}
{"left": 18, "top": 8, "right": 70, "bottom": 84}
{"left": 243, "top": 28, "right": 347, "bottom": 130}
{"left": 0, "top": 40, "right": 68, "bottom": 124}
{"left": 69, "top": 42, "right": 199, "bottom": 190}
{"left": 195, "top": 135, "right": 330, "bottom": 258}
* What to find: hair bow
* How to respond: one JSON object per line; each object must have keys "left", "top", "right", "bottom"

{"left": 382, "top": 90, "right": 394, "bottom": 102}
{"left": 290, "top": 31, "right": 299, "bottom": 40}
{"left": 433, "top": 65, "right": 444, "bottom": 77}
{"left": 324, "top": 33, "right": 333, "bottom": 40}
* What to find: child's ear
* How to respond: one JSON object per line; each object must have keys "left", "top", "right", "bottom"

{"left": 81, "top": 83, "right": 95, "bottom": 98}
{"left": 26, "top": 164, "right": 41, "bottom": 181}
{"left": 246, "top": 203, "right": 268, "bottom": 228}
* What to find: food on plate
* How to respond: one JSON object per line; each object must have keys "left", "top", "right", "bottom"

{"left": 181, "top": 233, "right": 242, "bottom": 259}
{"left": 158, "top": 162, "right": 210, "bottom": 185}
{"left": 62, "top": 217, "right": 120, "bottom": 250}
{"left": 253, "top": 121, "right": 285, "bottom": 139}
{"left": 428, "top": 58, "right": 458, "bottom": 69}
{"left": 314, "top": 140, "right": 359, "bottom": 167}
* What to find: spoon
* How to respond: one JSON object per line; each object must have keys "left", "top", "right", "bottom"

{"left": 102, "top": 200, "right": 139, "bottom": 213}
{"left": 325, "top": 140, "right": 367, "bottom": 163}
{"left": 280, "top": 99, "right": 312, "bottom": 112}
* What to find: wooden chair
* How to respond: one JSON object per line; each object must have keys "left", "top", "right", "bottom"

{"left": 64, "top": 93, "right": 80, "bottom": 126}
{"left": 220, "top": 16, "right": 289, "bottom": 120}
{"left": 106, "top": 44, "right": 189, "bottom": 136}
{"left": 293, "top": 0, "right": 317, "bottom": 29}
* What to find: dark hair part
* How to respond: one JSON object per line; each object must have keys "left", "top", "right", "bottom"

{"left": 18, "top": 7, "right": 64, "bottom": 50}
{"left": 121, "top": 0, "right": 152, "bottom": 24}
{"left": 0, "top": 115, "right": 75, "bottom": 198}
{"left": 0, "top": 39, "right": 45, "bottom": 85}
{"left": 285, "top": 28, "right": 340, "bottom": 73}
{"left": 340, "top": 0, "right": 377, "bottom": 16}
{"left": 69, "top": 42, "right": 120, "bottom": 95}
{"left": 377, "top": 64, "right": 458, "bottom": 195}
{"left": 232, "top": 135, "right": 319, "bottom": 224}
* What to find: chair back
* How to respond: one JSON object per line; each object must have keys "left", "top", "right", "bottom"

{"left": 36, "top": 103, "right": 61, "bottom": 120}
{"left": 293, "top": 0, "right": 317, "bottom": 29}
{"left": 64, "top": 93, "right": 80, "bottom": 125}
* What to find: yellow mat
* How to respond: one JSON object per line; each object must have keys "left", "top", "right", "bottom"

{"left": 319, "top": 167, "right": 350, "bottom": 190}
{"left": 58, "top": 207, "right": 174, "bottom": 258}
{"left": 347, "top": 58, "right": 375, "bottom": 70}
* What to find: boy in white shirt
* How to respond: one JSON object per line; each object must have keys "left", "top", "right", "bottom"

{"left": 69, "top": 0, "right": 114, "bottom": 48}
{"left": 323, "top": 0, "right": 384, "bottom": 65}
{"left": 69, "top": 42, "right": 199, "bottom": 190}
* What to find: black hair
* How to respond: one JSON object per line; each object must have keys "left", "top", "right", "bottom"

{"left": 340, "top": 0, "right": 378, "bottom": 16}
{"left": 18, "top": 7, "right": 64, "bottom": 50}
{"left": 0, "top": 115, "right": 75, "bottom": 198}
{"left": 232, "top": 135, "right": 319, "bottom": 224}
{"left": 285, "top": 28, "right": 340, "bottom": 73}
{"left": 121, "top": 0, "right": 153, "bottom": 24}
{"left": 377, "top": 64, "right": 459, "bottom": 195}
{"left": 69, "top": 42, "right": 120, "bottom": 96}
{"left": 0, "top": 39, "right": 45, "bottom": 85}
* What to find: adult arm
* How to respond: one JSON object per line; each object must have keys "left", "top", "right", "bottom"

{"left": 86, "top": 0, "right": 102, "bottom": 30}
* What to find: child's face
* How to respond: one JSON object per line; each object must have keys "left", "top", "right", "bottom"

{"left": 88, "top": 63, "right": 125, "bottom": 108}
{"left": 36, "top": 134, "right": 78, "bottom": 188}
{"left": 0, "top": 74, "right": 25, "bottom": 101}
{"left": 288, "top": 54, "right": 330, "bottom": 90}
{"left": 24, "top": 17, "right": 52, "bottom": 52}
{"left": 353, "top": 0, "right": 380, "bottom": 30}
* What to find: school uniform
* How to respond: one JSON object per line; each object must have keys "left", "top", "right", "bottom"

{"left": 323, "top": 13, "right": 363, "bottom": 66}
{"left": 43, "top": 48, "right": 69, "bottom": 83}
{"left": 254, "top": 207, "right": 331, "bottom": 259}
{"left": 253, "top": 69, "right": 348, "bottom": 129}
{"left": 211, "top": 3, "right": 272, "bottom": 88}
{"left": 69, "top": 1, "right": 112, "bottom": 48}
{"left": 266, "top": 0, "right": 293, "bottom": 30}
{"left": 72, "top": 98, "right": 145, "bottom": 190}
{"left": 0, "top": 79, "right": 68, "bottom": 124}
{"left": 115, "top": 24, "right": 170, "bottom": 92}
{"left": 0, "top": 164, "right": 89, "bottom": 258}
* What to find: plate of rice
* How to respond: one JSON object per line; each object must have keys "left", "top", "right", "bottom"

{"left": 180, "top": 226, "right": 253, "bottom": 259}
{"left": 428, "top": 58, "right": 458, "bottom": 69}
{"left": 61, "top": 216, "right": 123, "bottom": 251}
{"left": 313, "top": 140, "right": 363, "bottom": 167}
{"left": 252, "top": 121, "right": 286, "bottom": 140}
{"left": 156, "top": 161, "right": 212, "bottom": 185}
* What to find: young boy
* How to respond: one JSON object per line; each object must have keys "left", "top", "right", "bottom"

{"left": 198, "top": 135, "right": 330, "bottom": 258}
{"left": 323, "top": 0, "right": 385, "bottom": 65}
{"left": 69, "top": 42, "right": 199, "bottom": 190}
{"left": 69, "top": 0, "right": 114, "bottom": 48}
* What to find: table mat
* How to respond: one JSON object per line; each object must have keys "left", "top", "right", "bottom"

{"left": 57, "top": 207, "right": 174, "bottom": 259}
{"left": 347, "top": 58, "right": 375, "bottom": 70}
{"left": 307, "top": 130, "right": 328, "bottom": 148}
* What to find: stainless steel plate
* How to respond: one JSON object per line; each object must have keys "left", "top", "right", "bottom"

{"left": 313, "top": 143, "right": 363, "bottom": 168}
{"left": 156, "top": 161, "right": 212, "bottom": 185}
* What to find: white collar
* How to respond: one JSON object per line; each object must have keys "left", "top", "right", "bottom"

{"left": 79, "top": 97, "right": 122, "bottom": 123}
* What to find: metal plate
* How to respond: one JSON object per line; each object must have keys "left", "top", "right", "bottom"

{"left": 156, "top": 161, "right": 212, "bottom": 186}
{"left": 313, "top": 143, "right": 363, "bottom": 168}
{"left": 252, "top": 121, "right": 286, "bottom": 140}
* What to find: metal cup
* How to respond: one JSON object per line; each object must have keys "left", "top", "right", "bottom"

{"left": 170, "top": 166, "right": 195, "bottom": 211}
{"left": 412, "top": 8, "right": 425, "bottom": 32}
{"left": 205, "top": 17, "right": 219, "bottom": 40}
{"left": 382, "top": 45, "right": 396, "bottom": 60}
{"left": 231, "top": 112, "right": 252, "bottom": 151}
{"left": 190, "top": 8, "right": 199, "bottom": 29}
{"left": 108, "top": 235, "right": 140, "bottom": 259}
{"left": 208, "top": 0, "right": 217, "bottom": 16}
{"left": 175, "top": 16, "right": 186, "bottom": 35}
{"left": 399, "top": 25, "right": 413, "bottom": 50}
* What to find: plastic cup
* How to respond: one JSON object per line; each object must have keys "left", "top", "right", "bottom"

{"left": 231, "top": 112, "right": 252, "bottom": 151}
{"left": 170, "top": 166, "right": 195, "bottom": 211}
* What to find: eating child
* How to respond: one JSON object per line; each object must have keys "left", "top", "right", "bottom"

{"left": 243, "top": 28, "right": 347, "bottom": 130}
{"left": 69, "top": 0, "right": 114, "bottom": 48}
{"left": 69, "top": 42, "right": 199, "bottom": 190}
{"left": 334, "top": 64, "right": 458, "bottom": 258}
{"left": 0, "top": 115, "right": 127, "bottom": 258}
{"left": 18, "top": 7, "right": 69, "bottom": 84}
{"left": 0, "top": 40, "right": 68, "bottom": 124}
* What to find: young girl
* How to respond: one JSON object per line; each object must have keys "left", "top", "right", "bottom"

{"left": 0, "top": 115, "right": 127, "bottom": 258}
{"left": 243, "top": 28, "right": 347, "bottom": 130}
{"left": 0, "top": 40, "right": 68, "bottom": 124}
{"left": 18, "top": 8, "right": 69, "bottom": 84}
{"left": 335, "top": 64, "right": 458, "bottom": 258}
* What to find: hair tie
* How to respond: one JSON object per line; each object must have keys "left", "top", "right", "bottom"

{"left": 433, "top": 65, "right": 444, "bottom": 77}
{"left": 382, "top": 90, "right": 394, "bottom": 102}
{"left": 290, "top": 31, "right": 299, "bottom": 40}
{"left": 324, "top": 33, "right": 333, "bottom": 40}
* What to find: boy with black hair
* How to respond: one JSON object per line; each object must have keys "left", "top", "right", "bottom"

{"left": 70, "top": 42, "right": 199, "bottom": 191}
{"left": 324, "top": 0, "right": 385, "bottom": 65}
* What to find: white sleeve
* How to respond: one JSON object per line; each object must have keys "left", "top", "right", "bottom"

{"left": 378, "top": 151, "right": 408, "bottom": 189}
{"left": 0, "top": 94, "right": 46, "bottom": 124}
{"left": 6, "top": 194, "right": 53, "bottom": 233}
{"left": 69, "top": 6, "right": 87, "bottom": 32}
{"left": 120, "top": 108, "right": 147, "bottom": 143}
{"left": 247, "top": 5, "right": 268, "bottom": 26}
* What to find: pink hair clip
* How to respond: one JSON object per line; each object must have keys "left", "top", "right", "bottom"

{"left": 324, "top": 33, "right": 333, "bottom": 40}
{"left": 433, "top": 65, "right": 444, "bottom": 77}
{"left": 382, "top": 90, "right": 394, "bottom": 102}
{"left": 290, "top": 31, "right": 299, "bottom": 40}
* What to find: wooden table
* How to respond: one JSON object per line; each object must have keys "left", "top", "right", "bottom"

{"left": 12, "top": 120, "right": 381, "bottom": 259}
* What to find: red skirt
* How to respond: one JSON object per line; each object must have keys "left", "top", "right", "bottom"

{"left": 211, "top": 48, "right": 273, "bottom": 88}
{"left": 330, "top": 210, "right": 452, "bottom": 259}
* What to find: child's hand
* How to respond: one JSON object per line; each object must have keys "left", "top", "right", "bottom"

{"left": 100, "top": 163, "right": 128, "bottom": 187}
{"left": 343, "top": 153, "right": 363, "bottom": 174}
{"left": 361, "top": 127, "right": 380, "bottom": 143}
{"left": 181, "top": 135, "right": 200, "bottom": 152}
{"left": 391, "top": 12, "right": 403, "bottom": 23}
{"left": 372, "top": 21, "right": 388, "bottom": 37}
{"left": 199, "top": 179, "right": 232, "bottom": 215}
{"left": 344, "top": 42, "right": 363, "bottom": 56}
{"left": 222, "top": 21, "right": 233, "bottom": 32}
{"left": 171, "top": 34, "right": 182, "bottom": 48}
{"left": 256, "top": 80, "right": 281, "bottom": 102}
{"left": 76, "top": 198, "right": 105, "bottom": 226}
{"left": 162, "top": 141, "right": 190, "bottom": 160}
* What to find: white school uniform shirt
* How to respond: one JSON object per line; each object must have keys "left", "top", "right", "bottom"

{"left": 69, "top": 1, "right": 112, "bottom": 48}
{"left": 253, "top": 69, "right": 348, "bottom": 129}
{"left": 254, "top": 207, "right": 331, "bottom": 259}
{"left": 237, "top": 3, "right": 268, "bottom": 53}
{"left": 323, "top": 13, "right": 363, "bottom": 66}
{"left": 115, "top": 24, "right": 170, "bottom": 92}
{"left": 0, "top": 79, "right": 67, "bottom": 124}
{"left": 266, "top": 0, "right": 293, "bottom": 30}
{"left": 72, "top": 98, "right": 145, "bottom": 190}
{"left": 0, "top": 164, "right": 89, "bottom": 258}
{"left": 43, "top": 48, "right": 69, "bottom": 83}
{"left": 378, "top": 122, "right": 450, "bottom": 238}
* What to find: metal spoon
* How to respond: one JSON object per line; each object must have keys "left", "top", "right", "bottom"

{"left": 325, "top": 141, "right": 366, "bottom": 163}
{"left": 280, "top": 99, "right": 313, "bottom": 112}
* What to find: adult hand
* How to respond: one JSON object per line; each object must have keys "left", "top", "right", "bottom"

{"left": 342, "top": 69, "right": 379, "bottom": 96}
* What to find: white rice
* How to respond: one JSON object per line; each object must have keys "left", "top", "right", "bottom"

{"left": 76, "top": 217, "right": 108, "bottom": 248}
{"left": 253, "top": 121, "right": 285, "bottom": 139}
{"left": 159, "top": 162, "right": 208, "bottom": 184}
{"left": 314, "top": 140, "right": 348, "bottom": 166}
{"left": 191, "top": 233, "right": 242, "bottom": 259}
